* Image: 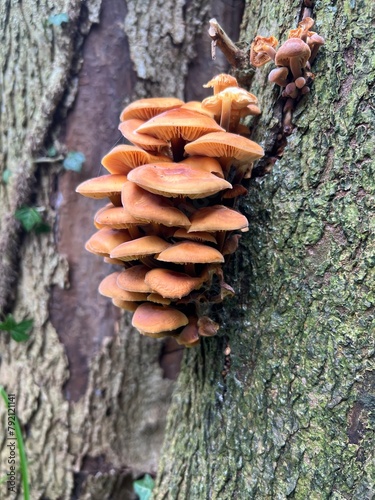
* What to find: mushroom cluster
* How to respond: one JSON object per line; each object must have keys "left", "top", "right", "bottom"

{"left": 250, "top": 17, "right": 324, "bottom": 99}
{"left": 77, "top": 74, "right": 264, "bottom": 347}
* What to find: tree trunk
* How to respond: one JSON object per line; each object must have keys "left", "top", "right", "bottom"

{"left": 0, "top": 0, "right": 242, "bottom": 498}
{"left": 154, "top": 1, "right": 375, "bottom": 499}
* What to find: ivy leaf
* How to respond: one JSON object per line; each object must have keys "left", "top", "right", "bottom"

{"left": 0, "top": 315, "right": 33, "bottom": 342}
{"left": 133, "top": 474, "right": 154, "bottom": 500}
{"left": 63, "top": 151, "right": 85, "bottom": 172}
{"left": 15, "top": 207, "right": 51, "bottom": 233}
{"left": 2, "top": 169, "right": 11, "bottom": 184}
{"left": 48, "top": 13, "right": 69, "bottom": 26}
{"left": 15, "top": 207, "right": 43, "bottom": 231}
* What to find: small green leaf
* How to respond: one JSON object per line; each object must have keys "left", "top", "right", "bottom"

{"left": 48, "top": 13, "right": 69, "bottom": 26}
{"left": 15, "top": 207, "right": 43, "bottom": 231}
{"left": 2, "top": 169, "right": 11, "bottom": 183}
{"left": 63, "top": 151, "right": 86, "bottom": 172}
{"left": 0, "top": 315, "right": 33, "bottom": 343}
{"left": 134, "top": 474, "right": 154, "bottom": 500}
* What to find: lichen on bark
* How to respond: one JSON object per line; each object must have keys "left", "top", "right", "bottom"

{"left": 154, "top": 0, "right": 375, "bottom": 498}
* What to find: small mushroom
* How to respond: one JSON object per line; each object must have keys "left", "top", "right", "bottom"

{"left": 110, "top": 235, "right": 170, "bottom": 262}
{"left": 188, "top": 205, "right": 249, "bottom": 233}
{"left": 135, "top": 108, "right": 224, "bottom": 161}
{"left": 116, "top": 265, "right": 152, "bottom": 293}
{"left": 203, "top": 74, "right": 239, "bottom": 95}
{"left": 99, "top": 272, "right": 148, "bottom": 302}
{"left": 119, "top": 119, "right": 169, "bottom": 152}
{"left": 119, "top": 97, "right": 184, "bottom": 121}
{"left": 85, "top": 228, "right": 131, "bottom": 257}
{"left": 101, "top": 145, "right": 172, "bottom": 175}
{"left": 76, "top": 175, "right": 128, "bottom": 206}
{"left": 156, "top": 241, "right": 224, "bottom": 265}
{"left": 282, "top": 82, "right": 298, "bottom": 99}
{"left": 121, "top": 181, "right": 191, "bottom": 228}
{"left": 288, "top": 17, "right": 315, "bottom": 42}
{"left": 176, "top": 317, "right": 200, "bottom": 347}
{"left": 132, "top": 302, "right": 189, "bottom": 336}
{"left": 268, "top": 67, "right": 289, "bottom": 88}
{"left": 307, "top": 33, "right": 325, "bottom": 63}
{"left": 127, "top": 162, "right": 232, "bottom": 199}
{"left": 94, "top": 205, "right": 141, "bottom": 235}
{"left": 197, "top": 316, "right": 220, "bottom": 337}
{"left": 201, "top": 87, "right": 258, "bottom": 132}
{"left": 185, "top": 131, "right": 264, "bottom": 179}
{"left": 250, "top": 35, "right": 278, "bottom": 67}
{"left": 275, "top": 38, "right": 311, "bottom": 80}
{"left": 145, "top": 268, "right": 207, "bottom": 299}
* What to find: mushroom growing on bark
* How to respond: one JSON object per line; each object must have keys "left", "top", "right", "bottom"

{"left": 76, "top": 74, "right": 266, "bottom": 345}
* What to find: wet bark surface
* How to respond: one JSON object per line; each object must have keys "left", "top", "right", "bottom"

{"left": 154, "top": 0, "right": 375, "bottom": 498}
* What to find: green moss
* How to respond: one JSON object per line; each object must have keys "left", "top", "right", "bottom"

{"left": 155, "top": 0, "right": 375, "bottom": 498}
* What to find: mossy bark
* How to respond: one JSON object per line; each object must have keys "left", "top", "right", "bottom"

{"left": 154, "top": 1, "right": 375, "bottom": 499}
{"left": 0, "top": 0, "right": 242, "bottom": 498}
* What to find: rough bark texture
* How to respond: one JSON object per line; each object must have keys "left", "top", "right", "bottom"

{"left": 154, "top": 1, "right": 375, "bottom": 499}
{"left": 0, "top": 0, "right": 243, "bottom": 498}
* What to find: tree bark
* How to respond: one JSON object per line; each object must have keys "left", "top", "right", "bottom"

{"left": 154, "top": 1, "right": 375, "bottom": 498}
{"left": 0, "top": 0, "right": 242, "bottom": 498}
{"left": 1, "top": 0, "right": 373, "bottom": 499}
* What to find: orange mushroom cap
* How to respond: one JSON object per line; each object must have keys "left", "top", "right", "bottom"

{"left": 101, "top": 145, "right": 172, "bottom": 175}
{"left": 184, "top": 132, "right": 264, "bottom": 165}
{"left": 116, "top": 264, "right": 152, "bottom": 293}
{"left": 180, "top": 101, "right": 215, "bottom": 118}
{"left": 250, "top": 35, "right": 278, "bottom": 67}
{"left": 127, "top": 162, "right": 232, "bottom": 199}
{"left": 119, "top": 97, "right": 184, "bottom": 121}
{"left": 275, "top": 38, "right": 311, "bottom": 79}
{"left": 135, "top": 108, "right": 224, "bottom": 142}
{"left": 203, "top": 74, "right": 239, "bottom": 94}
{"left": 188, "top": 205, "right": 248, "bottom": 233}
{"left": 176, "top": 317, "right": 200, "bottom": 347}
{"left": 181, "top": 156, "right": 224, "bottom": 178}
{"left": 145, "top": 268, "right": 207, "bottom": 299}
{"left": 94, "top": 205, "right": 140, "bottom": 229}
{"left": 119, "top": 119, "right": 169, "bottom": 151}
{"left": 85, "top": 228, "right": 131, "bottom": 257}
{"left": 99, "top": 272, "right": 148, "bottom": 302}
{"left": 110, "top": 235, "right": 170, "bottom": 261}
{"left": 76, "top": 175, "right": 128, "bottom": 200}
{"left": 121, "top": 181, "right": 191, "bottom": 227}
{"left": 132, "top": 303, "right": 189, "bottom": 334}
{"left": 156, "top": 241, "right": 224, "bottom": 264}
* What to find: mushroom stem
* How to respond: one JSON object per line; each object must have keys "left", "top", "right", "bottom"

{"left": 140, "top": 256, "right": 157, "bottom": 268}
{"left": 283, "top": 98, "right": 294, "bottom": 135}
{"left": 128, "top": 225, "right": 142, "bottom": 239}
{"left": 185, "top": 263, "right": 196, "bottom": 276}
{"left": 216, "top": 230, "right": 227, "bottom": 253}
{"left": 289, "top": 59, "right": 303, "bottom": 80}
{"left": 261, "top": 44, "right": 276, "bottom": 61}
{"left": 220, "top": 96, "right": 232, "bottom": 132}
{"left": 170, "top": 137, "right": 186, "bottom": 162}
